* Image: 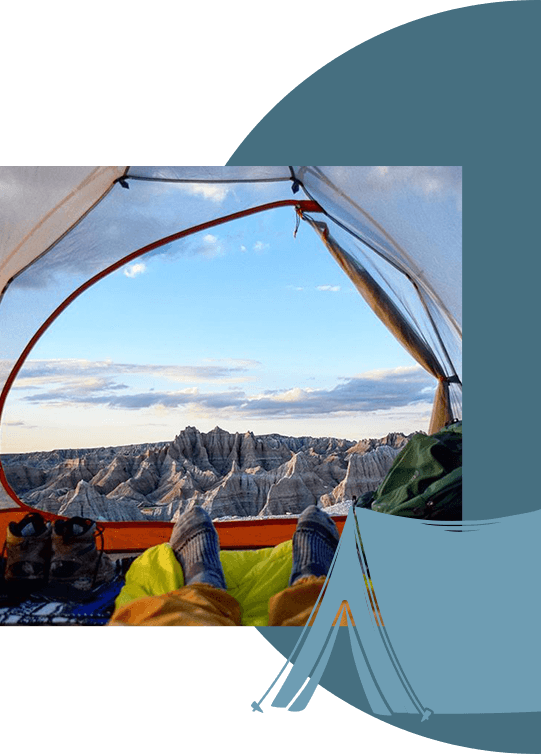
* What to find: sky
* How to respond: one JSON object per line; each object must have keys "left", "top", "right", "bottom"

{"left": 0, "top": 184, "right": 443, "bottom": 453}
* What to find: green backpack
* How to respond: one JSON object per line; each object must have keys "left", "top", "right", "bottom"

{"left": 357, "top": 422, "right": 462, "bottom": 520}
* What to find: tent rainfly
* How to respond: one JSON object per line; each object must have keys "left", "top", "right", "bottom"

{"left": 0, "top": 167, "right": 462, "bottom": 551}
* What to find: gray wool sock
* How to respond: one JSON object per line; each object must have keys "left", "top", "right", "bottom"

{"left": 169, "top": 506, "right": 226, "bottom": 590}
{"left": 289, "top": 506, "right": 340, "bottom": 586}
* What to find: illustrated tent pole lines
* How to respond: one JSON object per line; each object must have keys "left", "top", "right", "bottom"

{"left": 253, "top": 508, "right": 433, "bottom": 719}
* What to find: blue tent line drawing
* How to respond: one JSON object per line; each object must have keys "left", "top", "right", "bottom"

{"left": 251, "top": 547, "right": 342, "bottom": 714}
{"left": 352, "top": 516, "right": 430, "bottom": 718}
{"left": 252, "top": 507, "right": 433, "bottom": 720}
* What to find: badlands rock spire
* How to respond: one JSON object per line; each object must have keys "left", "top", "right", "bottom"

{"left": 2, "top": 426, "right": 411, "bottom": 521}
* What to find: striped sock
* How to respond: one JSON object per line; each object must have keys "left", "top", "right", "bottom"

{"left": 170, "top": 506, "right": 226, "bottom": 590}
{"left": 290, "top": 506, "right": 340, "bottom": 586}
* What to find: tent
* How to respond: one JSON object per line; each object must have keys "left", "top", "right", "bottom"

{"left": 253, "top": 506, "right": 432, "bottom": 717}
{"left": 0, "top": 167, "right": 462, "bottom": 551}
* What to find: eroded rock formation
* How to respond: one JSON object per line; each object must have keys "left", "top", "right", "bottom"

{"left": 1, "top": 426, "right": 412, "bottom": 521}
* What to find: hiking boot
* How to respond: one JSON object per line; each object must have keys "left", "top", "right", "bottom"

{"left": 3, "top": 512, "right": 51, "bottom": 586}
{"left": 49, "top": 517, "right": 115, "bottom": 590}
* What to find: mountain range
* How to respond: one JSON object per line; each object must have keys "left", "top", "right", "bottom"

{"left": 1, "top": 426, "right": 413, "bottom": 521}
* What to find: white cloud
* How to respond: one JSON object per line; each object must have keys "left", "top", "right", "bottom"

{"left": 184, "top": 184, "right": 229, "bottom": 202}
{"left": 356, "top": 365, "right": 422, "bottom": 381}
{"left": 10, "top": 360, "right": 436, "bottom": 427}
{"left": 13, "top": 358, "right": 260, "bottom": 391}
{"left": 265, "top": 387, "right": 314, "bottom": 404}
{"left": 253, "top": 241, "right": 269, "bottom": 251}
{"left": 124, "top": 262, "right": 147, "bottom": 278}
{"left": 316, "top": 285, "right": 340, "bottom": 292}
{"left": 368, "top": 165, "right": 462, "bottom": 198}
{"left": 199, "top": 233, "right": 224, "bottom": 258}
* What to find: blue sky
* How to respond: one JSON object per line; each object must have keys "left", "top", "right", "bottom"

{"left": 2, "top": 194, "right": 439, "bottom": 453}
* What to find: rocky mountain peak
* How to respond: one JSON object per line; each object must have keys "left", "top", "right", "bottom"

{"left": 2, "top": 426, "right": 415, "bottom": 521}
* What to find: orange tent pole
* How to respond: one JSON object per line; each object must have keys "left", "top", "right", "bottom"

{"left": 0, "top": 199, "right": 324, "bottom": 532}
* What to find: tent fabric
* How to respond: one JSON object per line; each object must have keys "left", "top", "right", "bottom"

{"left": 114, "top": 540, "right": 294, "bottom": 626}
{"left": 295, "top": 166, "right": 462, "bottom": 332}
{"left": 302, "top": 215, "right": 458, "bottom": 432}
{"left": 0, "top": 167, "right": 127, "bottom": 296}
{"left": 0, "top": 166, "right": 462, "bottom": 535}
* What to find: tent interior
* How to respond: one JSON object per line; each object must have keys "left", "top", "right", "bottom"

{"left": 0, "top": 167, "right": 462, "bottom": 555}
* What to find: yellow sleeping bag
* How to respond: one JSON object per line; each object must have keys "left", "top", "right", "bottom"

{"left": 115, "top": 541, "right": 293, "bottom": 626}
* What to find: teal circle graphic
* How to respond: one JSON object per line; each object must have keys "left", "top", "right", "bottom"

{"left": 229, "top": 0, "right": 541, "bottom": 523}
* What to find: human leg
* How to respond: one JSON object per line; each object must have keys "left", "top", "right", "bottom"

{"left": 109, "top": 506, "right": 241, "bottom": 626}
{"left": 108, "top": 582, "right": 242, "bottom": 626}
{"left": 268, "top": 506, "right": 340, "bottom": 627}
{"left": 109, "top": 505, "right": 340, "bottom": 627}
{"left": 268, "top": 575, "right": 327, "bottom": 627}
{"left": 169, "top": 505, "right": 226, "bottom": 590}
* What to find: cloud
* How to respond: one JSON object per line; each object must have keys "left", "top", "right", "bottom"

{"left": 197, "top": 233, "right": 225, "bottom": 258}
{"left": 13, "top": 358, "right": 260, "bottom": 389}
{"left": 368, "top": 166, "right": 462, "bottom": 199}
{"left": 237, "top": 366, "right": 434, "bottom": 417}
{"left": 6, "top": 177, "right": 233, "bottom": 290}
{"left": 167, "top": 230, "right": 263, "bottom": 263}
{"left": 288, "top": 284, "right": 341, "bottom": 293}
{"left": 124, "top": 262, "right": 147, "bottom": 278}
{"left": 23, "top": 386, "right": 248, "bottom": 412}
{"left": 0, "top": 360, "right": 12, "bottom": 383}
{"left": 253, "top": 241, "right": 269, "bottom": 252}
{"left": 17, "top": 362, "right": 435, "bottom": 421}
{"left": 181, "top": 184, "right": 229, "bottom": 202}
{"left": 3, "top": 420, "right": 37, "bottom": 430}
{"left": 23, "top": 377, "right": 129, "bottom": 402}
